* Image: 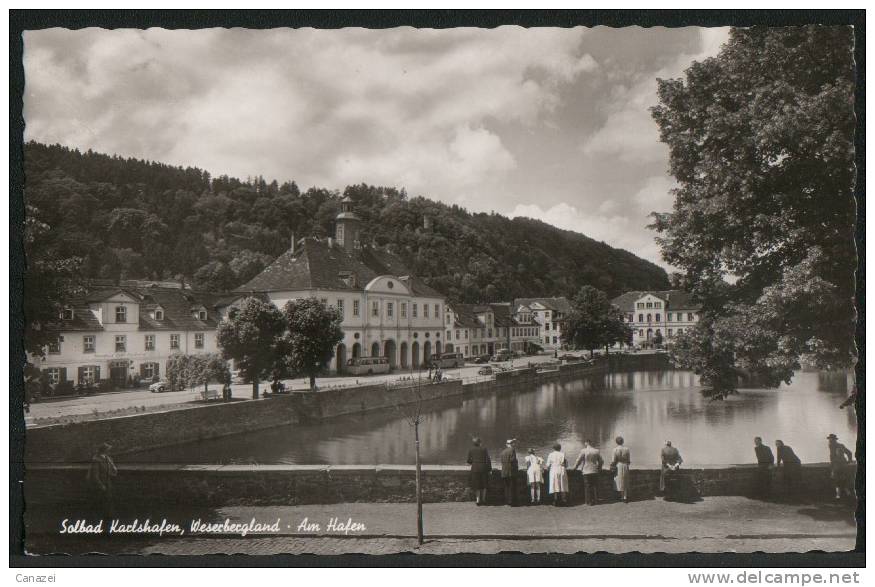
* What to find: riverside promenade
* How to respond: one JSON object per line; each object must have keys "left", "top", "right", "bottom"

{"left": 26, "top": 497, "right": 857, "bottom": 555}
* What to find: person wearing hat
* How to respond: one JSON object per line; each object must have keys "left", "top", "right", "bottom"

{"left": 87, "top": 442, "right": 118, "bottom": 513}
{"left": 499, "top": 439, "right": 520, "bottom": 506}
{"left": 466, "top": 437, "right": 492, "bottom": 506}
{"left": 827, "top": 434, "right": 853, "bottom": 499}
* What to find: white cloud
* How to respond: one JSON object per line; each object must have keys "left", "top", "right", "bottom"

{"left": 580, "top": 27, "right": 730, "bottom": 165}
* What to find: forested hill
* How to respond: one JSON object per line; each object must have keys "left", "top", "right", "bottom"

{"left": 23, "top": 141, "right": 670, "bottom": 303}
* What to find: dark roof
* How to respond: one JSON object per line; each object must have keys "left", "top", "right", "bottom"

{"left": 611, "top": 290, "right": 701, "bottom": 311}
{"left": 447, "top": 303, "right": 481, "bottom": 328}
{"left": 49, "top": 284, "right": 224, "bottom": 333}
{"left": 235, "top": 238, "right": 445, "bottom": 299}
{"left": 488, "top": 303, "right": 514, "bottom": 328}
{"left": 513, "top": 297, "right": 572, "bottom": 314}
{"left": 137, "top": 288, "right": 221, "bottom": 331}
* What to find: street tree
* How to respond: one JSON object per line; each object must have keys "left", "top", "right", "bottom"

{"left": 562, "top": 286, "right": 630, "bottom": 356}
{"left": 650, "top": 26, "right": 856, "bottom": 398}
{"left": 22, "top": 204, "right": 85, "bottom": 358}
{"left": 217, "top": 297, "right": 286, "bottom": 399}
{"left": 280, "top": 298, "right": 344, "bottom": 391}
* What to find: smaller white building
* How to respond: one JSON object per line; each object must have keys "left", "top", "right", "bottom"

{"left": 31, "top": 282, "right": 230, "bottom": 388}
{"left": 611, "top": 290, "right": 702, "bottom": 347}
{"left": 512, "top": 297, "right": 572, "bottom": 351}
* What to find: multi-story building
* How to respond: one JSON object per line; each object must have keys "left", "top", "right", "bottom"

{"left": 31, "top": 282, "right": 229, "bottom": 387}
{"left": 444, "top": 302, "right": 542, "bottom": 358}
{"left": 512, "top": 297, "right": 572, "bottom": 351}
{"left": 611, "top": 290, "right": 702, "bottom": 347}
{"left": 235, "top": 197, "right": 447, "bottom": 373}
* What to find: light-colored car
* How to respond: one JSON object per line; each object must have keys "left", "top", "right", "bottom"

{"left": 149, "top": 380, "right": 170, "bottom": 393}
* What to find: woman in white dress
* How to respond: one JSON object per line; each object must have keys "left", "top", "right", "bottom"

{"left": 612, "top": 436, "right": 631, "bottom": 503}
{"left": 525, "top": 448, "right": 545, "bottom": 504}
{"left": 546, "top": 443, "right": 569, "bottom": 506}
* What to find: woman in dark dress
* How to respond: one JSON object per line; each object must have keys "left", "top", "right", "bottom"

{"left": 467, "top": 437, "right": 492, "bottom": 505}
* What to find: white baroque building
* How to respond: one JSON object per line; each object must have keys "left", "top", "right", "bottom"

{"left": 234, "top": 197, "right": 446, "bottom": 373}
{"left": 611, "top": 290, "right": 702, "bottom": 347}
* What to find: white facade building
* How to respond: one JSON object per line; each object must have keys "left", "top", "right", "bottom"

{"left": 611, "top": 290, "right": 702, "bottom": 347}
{"left": 235, "top": 198, "right": 447, "bottom": 373}
{"left": 32, "top": 284, "right": 227, "bottom": 388}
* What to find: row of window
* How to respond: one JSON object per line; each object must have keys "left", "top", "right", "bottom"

{"left": 48, "top": 333, "right": 206, "bottom": 355}
{"left": 636, "top": 301, "right": 663, "bottom": 309}
{"left": 628, "top": 312, "right": 697, "bottom": 323}
{"left": 545, "top": 336, "right": 559, "bottom": 344}
{"left": 636, "top": 328, "right": 685, "bottom": 337}
{"left": 443, "top": 326, "right": 539, "bottom": 341}
{"left": 319, "top": 299, "right": 441, "bottom": 321}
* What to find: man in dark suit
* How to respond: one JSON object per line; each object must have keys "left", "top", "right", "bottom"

{"left": 754, "top": 437, "right": 775, "bottom": 497}
{"left": 466, "top": 437, "right": 492, "bottom": 505}
{"left": 775, "top": 440, "right": 802, "bottom": 496}
{"left": 500, "top": 439, "right": 519, "bottom": 506}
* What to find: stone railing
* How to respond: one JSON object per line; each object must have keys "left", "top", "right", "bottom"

{"left": 25, "top": 462, "right": 852, "bottom": 507}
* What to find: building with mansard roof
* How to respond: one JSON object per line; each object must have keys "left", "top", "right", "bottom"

{"left": 31, "top": 281, "right": 235, "bottom": 388}
{"left": 234, "top": 198, "right": 447, "bottom": 373}
{"left": 611, "top": 289, "right": 702, "bottom": 347}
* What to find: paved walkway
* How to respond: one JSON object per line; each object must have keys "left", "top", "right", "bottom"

{"left": 24, "top": 352, "right": 589, "bottom": 424}
{"left": 26, "top": 496, "right": 857, "bottom": 555}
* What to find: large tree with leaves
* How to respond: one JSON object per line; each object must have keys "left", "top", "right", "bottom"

{"left": 280, "top": 298, "right": 344, "bottom": 391}
{"left": 650, "top": 26, "right": 856, "bottom": 398}
{"left": 23, "top": 204, "right": 86, "bottom": 358}
{"left": 216, "top": 297, "right": 285, "bottom": 399}
{"left": 563, "top": 285, "right": 631, "bottom": 356}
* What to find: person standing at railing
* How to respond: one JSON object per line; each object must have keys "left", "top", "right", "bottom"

{"left": 466, "top": 437, "right": 492, "bottom": 506}
{"left": 525, "top": 448, "right": 545, "bottom": 505}
{"left": 573, "top": 439, "right": 604, "bottom": 505}
{"left": 500, "top": 439, "right": 520, "bottom": 506}
{"left": 775, "top": 440, "right": 801, "bottom": 496}
{"left": 546, "top": 443, "right": 569, "bottom": 506}
{"left": 611, "top": 436, "right": 631, "bottom": 503}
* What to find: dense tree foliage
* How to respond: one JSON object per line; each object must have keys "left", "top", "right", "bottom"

{"left": 280, "top": 298, "right": 344, "bottom": 390}
{"left": 216, "top": 298, "right": 286, "bottom": 399}
{"left": 651, "top": 26, "right": 856, "bottom": 397}
{"left": 562, "top": 285, "right": 632, "bottom": 356}
{"left": 165, "top": 353, "right": 230, "bottom": 395}
{"left": 23, "top": 203, "right": 86, "bottom": 357}
{"left": 24, "top": 142, "right": 670, "bottom": 302}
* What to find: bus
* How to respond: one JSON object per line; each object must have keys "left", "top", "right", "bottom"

{"left": 346, "top": 356, "right": 391, "bottom": 375}
{"left": 430, "top": 352, "right": 465, "bottom": 368}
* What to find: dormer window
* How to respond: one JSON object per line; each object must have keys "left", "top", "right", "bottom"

{"left": 115, "top": 305, "right": 127, "bottom": 323}
{"left": 198, "top": 310, "right": 207, "bottom": 321}
{"left": 61, "top": 307, "right": 74, "bottom": 320}
{"left": 155, "top": 309, "right": 164, "bottom": 321}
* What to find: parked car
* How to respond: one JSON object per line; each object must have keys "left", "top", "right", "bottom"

{"left": 430, "top": 352, "right": 464, "bottom": 368}
{"left": 477, "top": 366, "right": 494, "bottom": 376}
{"left": 473, "top": 354, "right": 491, "bottom": 364}
{"left": 491, "top": 350, "right": 513, "bottom": 362}
{"left": 149, "top": 380, "right": 171, "bottom": 393}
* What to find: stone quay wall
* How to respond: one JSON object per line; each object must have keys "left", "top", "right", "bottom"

{"left": 25, "top": 462, "right": 851, "bottom": 507}
{"left": 24, "top": 352, "right": 663, "bottom": 463}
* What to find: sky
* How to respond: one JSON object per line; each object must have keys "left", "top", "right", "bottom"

{"left": 23, "top": 26, "right": 729, "bottom": 269}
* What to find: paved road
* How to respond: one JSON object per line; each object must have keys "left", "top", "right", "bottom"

{"left": 25, "top": 352, "right": 596, "bottom": 423}
{"left": 26, "top": 496, "right": 857, "bottom": 555}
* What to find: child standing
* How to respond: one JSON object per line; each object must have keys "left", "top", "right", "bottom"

{"left": 525, "top": 448, "right": 545, "bottom": 504}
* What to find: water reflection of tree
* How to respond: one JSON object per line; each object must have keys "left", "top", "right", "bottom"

{"left": 817, "top": 371, "right": 851, "bottom": 393}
